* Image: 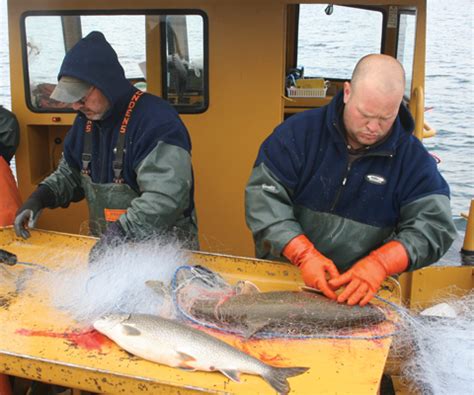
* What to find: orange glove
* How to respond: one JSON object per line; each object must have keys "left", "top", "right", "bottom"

{"left": 329, "top": 241, "right": 409, "bottom": 306}
{"left": 283, "top": 235, "right": 340, "bottom": 300}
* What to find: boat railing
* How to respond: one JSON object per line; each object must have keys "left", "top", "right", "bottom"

{"left": 412, "top": 85, "right": 425, "bottom": 141}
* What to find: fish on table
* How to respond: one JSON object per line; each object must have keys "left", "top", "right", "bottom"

{"left": 94, "top": 313, "right": 309, "bottom": 395}
{"left": 187, "top": 290, "right": 387, "bottom": 337}
{"left": 147, "top": 266, "right": 387, "bottom": 338}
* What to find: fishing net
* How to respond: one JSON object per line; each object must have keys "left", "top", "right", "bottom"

{"left": 168, "top": 265, "right": 394, "bottom": 340}
{"left": 387, "top": 291, "right": 474, "bottom": 395}
{"left": 40, "top": 238, "right": 188, "bottom": 325}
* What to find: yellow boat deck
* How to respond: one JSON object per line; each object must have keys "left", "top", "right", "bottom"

{"left": 0, "top": 227, "right": 399, "bottom": 394}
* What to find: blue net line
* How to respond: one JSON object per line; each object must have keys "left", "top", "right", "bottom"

{"left": 171, "top": 265, "right": 401, "bottom": 340}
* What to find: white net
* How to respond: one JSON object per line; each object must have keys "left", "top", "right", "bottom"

{"left": 388, "top": 292, "right": 474, "bottom": 394}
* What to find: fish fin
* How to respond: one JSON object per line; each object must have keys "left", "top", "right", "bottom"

{"left": 176, "top": 351, "right": 196, "bottom": 369}
{"left": 263, "top": 366, "right": 309, "bottom": 395}
{"left": 123, "top": 350, "right": 139, "bottom": 358}
{"left": 242, "top": 317, "right": 270, "bottom": 338}
{"left": 220, "top": 369, "right": 241, "bottom": 382}
{"left": 178, "top": 366, "right": 196, "bottom": 371}
{"left": 234, "top": 280, "right": 260, "bottom": 295}
{"left": 145, "top": 280, "right": 170, "bottom": 297}
{"left": 121, "top": 324, "right": 141, "bottom": 336}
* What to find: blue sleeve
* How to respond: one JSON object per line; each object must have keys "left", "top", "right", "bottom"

{"left": 397, "top": 138, "right": 450, "bottom": 206}
{"left": 255, "top": 122, "right": 306, "bottom": 192}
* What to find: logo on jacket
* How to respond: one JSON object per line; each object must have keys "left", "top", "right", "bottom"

{"left": 365, "top": 174, "right": 387, "bottom": 185}
{"left": 262, "top": 183, "right": 278, "bottom": 194}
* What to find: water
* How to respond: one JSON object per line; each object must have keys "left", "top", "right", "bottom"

{"left": 0, "top": 0, "right": 472, "bottom": 227}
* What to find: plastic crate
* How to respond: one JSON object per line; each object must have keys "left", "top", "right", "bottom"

{"left": 286, "top": 86, "right": 328, "bottom": 98}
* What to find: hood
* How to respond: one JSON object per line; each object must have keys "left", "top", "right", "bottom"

{"left": 57, "top": 31, "right": 132, "bottom": 110}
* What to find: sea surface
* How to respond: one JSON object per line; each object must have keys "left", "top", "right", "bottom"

{"left": 0, "top": 0, "right": 472, "bottom": 235}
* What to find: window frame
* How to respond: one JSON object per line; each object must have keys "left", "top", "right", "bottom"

{"left": 20, "top": 9, "right": 209, "bottom": 114}
{"left": 396, "top": 8, "right": 417, "bottom": 100}
{"left": 293, "top": 4, "right": 387, "bottom": 81}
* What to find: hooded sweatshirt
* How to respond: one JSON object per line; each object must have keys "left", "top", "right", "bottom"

{"left": 41, "top": 31, "right": 197, "bottom": 241}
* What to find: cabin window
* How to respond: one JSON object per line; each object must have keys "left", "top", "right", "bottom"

{"left": 162, "top": 15, "right": 206, "bottom": 112}
{"left": 296, "top": 5, "right": 383, "bottom": 79}
{"left": 397, "top": 11, "right": 416, "bottom": 98}
{"left": 22, "top": 11, "right": 208, "bottom": 114}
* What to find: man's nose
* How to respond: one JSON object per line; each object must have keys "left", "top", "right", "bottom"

{"left": 366, "top": 118, "right": 380, "bottom": 132}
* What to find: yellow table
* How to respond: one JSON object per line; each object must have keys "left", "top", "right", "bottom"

{"left": 0, "top": 227, "right": 398, "bottom": 394}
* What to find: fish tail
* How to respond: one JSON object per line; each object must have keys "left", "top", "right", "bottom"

{"left": 262, "top": 366, "right": 309, "bottom": 395}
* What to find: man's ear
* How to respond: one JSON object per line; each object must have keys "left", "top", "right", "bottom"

{"left": 343, "top": 81, "right": 351, "bottom": 104}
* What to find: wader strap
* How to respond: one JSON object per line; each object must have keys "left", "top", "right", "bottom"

{"left": 81, "top": 120, "right": 93, "bottom": 175}
{"left": 113, "top": 90, "right": 144, "bottom": 183}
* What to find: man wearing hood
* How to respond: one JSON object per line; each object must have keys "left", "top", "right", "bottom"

{"left": 245, "top": 54, "right": 456, "bottom": 306}
{"left": 14, "top": 31, "right": 198, "bottom": 257}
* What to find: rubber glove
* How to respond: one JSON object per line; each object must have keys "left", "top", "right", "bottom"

{"left": 14, "top": 185, "right": 55, "bottom": 239}
{"left": 88, "top": 221, "right": 126, "bottom": 264}
{"left": 283, "top": 234, "right": 340, "bottom": 300}
{"left": 329, "top": 241, "right": 409, "bottom": 306}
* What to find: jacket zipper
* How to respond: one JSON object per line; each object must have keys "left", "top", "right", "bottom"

{"left": 330, "top": 121, "right": 395, "bottom": 212}
{"left": 330, "top": 161, "right": 352, "bottom": 211}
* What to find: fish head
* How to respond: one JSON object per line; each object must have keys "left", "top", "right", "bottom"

{"left": 145, "top": 280, "right": 169, "bottom": 297}
{"left": 93, "top": 313, "right": 130, "bottom": 333}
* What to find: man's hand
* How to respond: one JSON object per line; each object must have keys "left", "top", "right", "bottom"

{"left": 329, "top": 241, "right": 409, "bottom": 306}
{"left": 88, "top": 221, "right": 126, "bottom": 264}
{"left": 283, "top": 235, "right": 340, "bottom": 300}
{"left": 14, "top": 185, "right": 54, "bottom": 239}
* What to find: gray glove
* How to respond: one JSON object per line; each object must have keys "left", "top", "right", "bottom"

{"left": 14, "top": 185, "right": 55, "bottom": 239}
{"left": 14, "top": 209, "right": 42, "bottom": 239}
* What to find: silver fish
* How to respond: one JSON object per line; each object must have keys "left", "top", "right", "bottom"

{"left": 94, "top": 313, "right": 308, "bottom": 394}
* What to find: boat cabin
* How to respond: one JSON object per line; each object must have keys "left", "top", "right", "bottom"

{"left": 8, "top": 0, "right": 427, "bottom": 258}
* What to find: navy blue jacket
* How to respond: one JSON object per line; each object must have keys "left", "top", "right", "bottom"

{"left": 257, "top": 92, "right": 448, "bottom": 228}
{"left": 59, "top": 32, "right": 191, "bottom": 192}
{"left": 41, "top": 32, "right": 197, "bottom": 242}
{"left": 246, "top": 92, "right": 456, "bottom": 270}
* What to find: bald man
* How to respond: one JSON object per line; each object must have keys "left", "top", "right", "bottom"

{"left": 245, "top": 54, "right": 456, "bottom": 306}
